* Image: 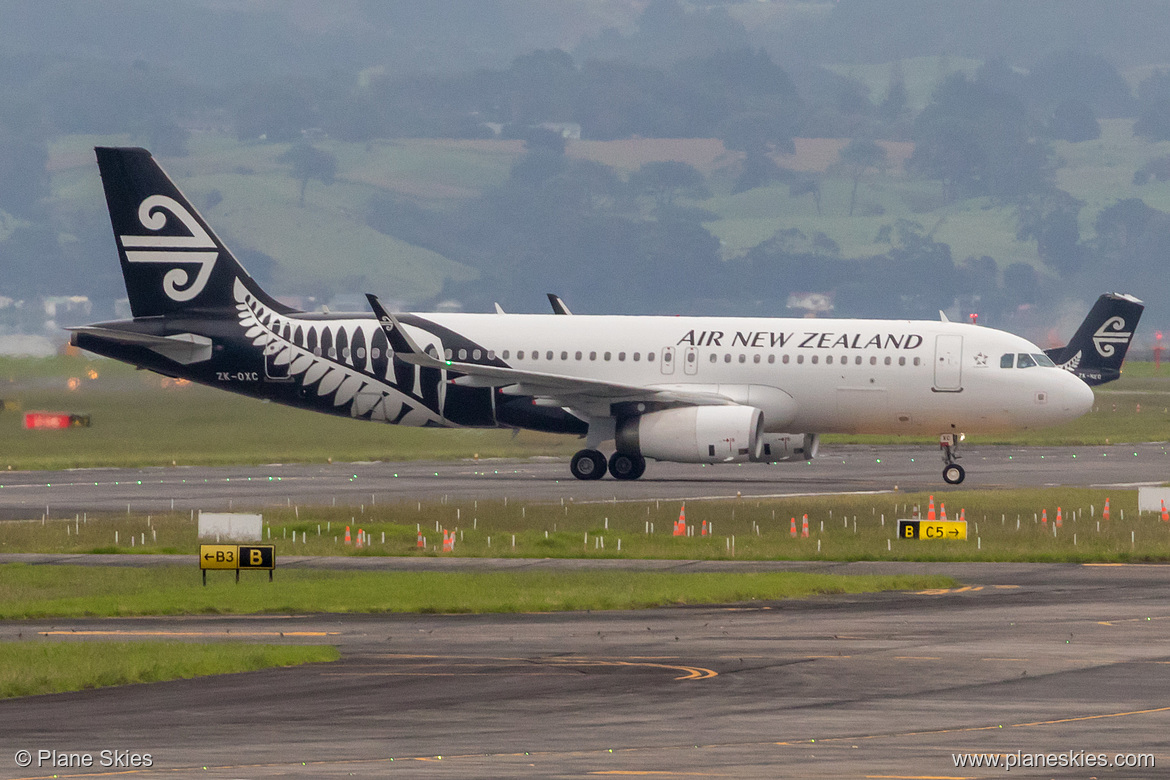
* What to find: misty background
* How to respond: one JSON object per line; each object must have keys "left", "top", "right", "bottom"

{"left": 3, "top": 0, "right": 1170, "bottom": 354}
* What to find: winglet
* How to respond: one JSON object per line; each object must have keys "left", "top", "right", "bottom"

{"left": 494, "top": 302, "right": 506, "bottom": 314}
{"left": 365, "top": 293, "right": 445, "bottom": 367}
{"left": 547, "top": 293, "right": 573, "bottom": 315}
{"left": 939, "top": 310, "right": 950, "bottom": 323}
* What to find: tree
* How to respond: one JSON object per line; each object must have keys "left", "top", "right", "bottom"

{"left": 629, "top": 162, "right": 708, "bottom": 209}
{"left": 838, "top": 139, "right": 886, "bottom": 216}
{"left": 1016, "top": 191, "right": 1086, "bottom": 277}
{"left": 277, "top": 144, "right": 337, "bottom": 206}
{"left": 1046, "top": 99, "right": 1100, "bottom": 142}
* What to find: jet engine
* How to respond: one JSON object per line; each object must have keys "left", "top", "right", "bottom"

{"left": 615, "top": 405, "right": 764, "bottom": 463}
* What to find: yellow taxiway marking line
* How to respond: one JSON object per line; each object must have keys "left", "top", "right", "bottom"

{"left": 590, "top": 772, "right": 732, "bottom": 776}
{"left": 545, "top": 659, "right": 718, "bottom": 681}
{"left": 893, "top": 656, "right": 941, "bottom": 660}
{"left": 38, "top": 630, "right": 337, "bottom": 637}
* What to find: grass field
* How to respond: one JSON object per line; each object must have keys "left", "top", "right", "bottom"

{"left": 3, "top": 488, "right": 1166, "bottom": 563}
{"left": 0, "top": 565, "right": 954, "bottom": 618}
{"left": 0, "top": 641, "right": 339, "bottom": 698}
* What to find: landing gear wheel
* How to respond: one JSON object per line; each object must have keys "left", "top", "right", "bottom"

{"left": 608, "top": 452, "right": 646, "bottom": 480}
{"left": 570, "top": 449, "right": 607, "bottom": 480}
{"left": 942, "top": 464, "right": 965, "bottom": 485}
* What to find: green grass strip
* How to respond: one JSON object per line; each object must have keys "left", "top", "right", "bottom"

{"left": 0, "top": 641, "right": 340, "bottom": 698}
{"left": 0, "top": 565, "right": 954, "bottom": 618}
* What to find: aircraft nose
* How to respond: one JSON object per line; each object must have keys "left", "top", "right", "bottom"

{"left": 1055, "top": 370, "right": 1095, "bottom": 419}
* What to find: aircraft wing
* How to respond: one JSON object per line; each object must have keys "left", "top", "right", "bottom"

{"left": 365, "top": 294, "right": 734, "bottom": 412}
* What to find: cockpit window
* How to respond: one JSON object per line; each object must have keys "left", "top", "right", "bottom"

{"left": 1000, "top": 353, "right": 1014, "bottom": 368}
{"left": 1017, "top": 353, "right": 1037, "bottom": 368}
{"left": 1033, "top": 353, "right": 1056, "bottom": 367}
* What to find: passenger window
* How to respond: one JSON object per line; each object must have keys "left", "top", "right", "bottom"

{"left": 709, "top": 353, "right": 717, "bottom": 363}
{"left": 1001, "top": 354, "right": 1013, "bottom": 368}
{"left": 738, "top": 354, "right": 746, "bottom": 363}
{"left": 371, "top": 348, "right": 380, "bottom": 359}
{"left": 472, "top": 349, "right": 481, "bottom": 360}
{"left": 560, "top": 351, "right": 568, "bottom": 361}
{"left": 357, "top": 347, "right": 366, "bottom": 359}
{"left": 913, "top": 357, "right": 921, "bottom": 366}
{"left": 811, "top": 355, "right": 819, "bottom": 364}
{"left": 842, "top": 355, "right": 848, "bottom": 364}
{"left": 797, "top": 354, "right": 804, "bottom": 364}
{"left": 855, "top": 356, "right": 862, "bottom": 365}
{"left": 869, "top": 356, "right": 876, "bottom": 365}
{"left": 899, "top": 357, "right": 906, "bottom": 366}
{"left": 724, "top": 354, "right": 732, "bottom": 363}
{"left": 884, "top": 356, "right": 891, "bottom": 365}
{"left": 618, "top": 352, "right": 626, "bottom": 361}
{"left": 782, "top": 354, "right": 790, "bottom": 364}
{"left": 633, "top": 352, "right": 640, "bottom": 361}
{"left": 604, "top": 352, "right": 611, "bottom": 361}
{"left": 1017, "top": 354, "right": 1036, "bottom": 368}
{"left": 575, "top": 351, "right": 582, "bottom": 360}
{"left": 457, "top": 349, "right": 466, "bottom": 360}
{"left": 531, "top": 350, "right": 538, "bottom": 360}
{"left": 685, "top": 352, "right": 694, "bottom": 363}
{"left": 546, "top": 351, "right": 553, "bottom": 360}
{"left": 768, "top": 354, "right": 775, "bottom": 364}
{"left": 589, "top": 351, "right": 597, "bottom": 360}
{"left": 487, "top": 350, "right": 495, "bottom": 360}
{"left": 826, "top": 355, "right": 833, "bottom": 365}
{"left": 647, "top": 352, "right": 655, "bottom": 362}
{"left": 753, "top": 354, "right": 760, "bottom": 364}
{"left": 516, "top": 350, "right": 523, "bottom": 360}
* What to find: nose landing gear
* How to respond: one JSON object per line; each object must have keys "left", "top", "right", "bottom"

{"left": 940, "top": 433, "right": 965, "bottom": 484}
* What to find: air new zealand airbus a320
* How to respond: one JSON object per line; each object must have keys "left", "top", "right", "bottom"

{"left": 72, "top": 148, "right": 1142, "bottom": 484}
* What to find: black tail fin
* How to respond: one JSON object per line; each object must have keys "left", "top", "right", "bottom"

{"left": 1045, "top": 293, "right": 1144, "bottom": 386}
{"left": 95, "top": 147, "right": 293, "bottom": 318}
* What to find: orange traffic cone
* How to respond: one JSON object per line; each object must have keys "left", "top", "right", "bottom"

{"left": 674, "top": 504, "right": 686, "bottom": 536}
{"left": 1103, "top": 498, "right": 1110, "bottom": 521}
{"left": 1041, "top": 509, "right": 1048, "bottom": 525}
{"left": 1055, "top": 508, "right": 1062, "bottom": 529}
{"left": 927, "top": 496, "right": 936, "bottom": 521}
{"left": 416, "top": 531, "right": 425, "bottom": 549}
{"left": 940, "top": 503, "right": 947, "bottom": 522}
{"left": 790, "top": 517, "right": 797, "bottom": 537}
{"left": 356, "top": 528, "right": 364, "bottom": 549}
{"left": 442, "top": 529, "right": 454, "bottom": 552}
{"left": 959, "top": 508, "right": 965, "bottom": 523}
{"left": 1162, "top": 500, "right": 1168, "bottom": 522}
{"left": 701, "top": 519, "right": 708, "bottom": 537}
{"left": 801, "top": 514, "right": 809, "bottom": 538}
{"left": 344, "top": 525, "right": 351, "bottom": 545}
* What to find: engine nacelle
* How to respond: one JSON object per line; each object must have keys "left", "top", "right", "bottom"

{"left": 615, "top": 406, "right": 764, "bottom": 464}
{"left": 752, "top": 433, "right": 820, "bottom": 463}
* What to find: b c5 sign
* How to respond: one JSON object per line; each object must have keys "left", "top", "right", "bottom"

{"left": 897, "top": 520, "right": 968, "bottom": 541}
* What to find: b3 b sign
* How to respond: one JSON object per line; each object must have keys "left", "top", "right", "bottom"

{"left": 897, "top": 520, "right": 967, "bottom": 541}
{"left": 199, "top": 544, "right": 275, "bottom": 584}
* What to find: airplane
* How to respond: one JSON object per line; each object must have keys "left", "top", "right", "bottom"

{"left": 1044, "top": 293, "right": 1144, "bottom": 386}
{"left": 72, "top": 147, "right": 1101, "bottom": 486}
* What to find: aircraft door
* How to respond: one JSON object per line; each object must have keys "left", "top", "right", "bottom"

{"left": 684, "top": 346, "right": 699, "bottom": 375}
{"left": 933, "top": 334, "right": 963, "bottom": 391}
{"left": 660, "top": 346, "right": 675, "bottom": 375}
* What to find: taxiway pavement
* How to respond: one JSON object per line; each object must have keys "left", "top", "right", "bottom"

{"left": 0, "top": 442, "right": 1168, "bottom": 519}
{"left": 1, "top": 562, "right": 1168, "bottom": 778}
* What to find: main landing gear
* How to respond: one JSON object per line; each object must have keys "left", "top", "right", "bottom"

{"left": 940, "top": 433, "right": 965, "bottom": 484}
{"left": 570, "top": 449, "right": 646, "bottom": 480}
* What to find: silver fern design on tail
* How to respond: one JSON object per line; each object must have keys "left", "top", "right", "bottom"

{"left": 1057, "top": 350, "right": 1082, "bottom": 374}
{"left": 233, "top": 279, "right": 444, "bottom": 426}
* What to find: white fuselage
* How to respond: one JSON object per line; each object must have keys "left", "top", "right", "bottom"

{"left": 409, "top": 313, "right": 1094, "bottom": 435}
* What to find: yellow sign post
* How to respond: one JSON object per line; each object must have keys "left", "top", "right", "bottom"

{"left": 897, "top": 520, "right": 968, "bottom": 541}
{"left": 199, "top": 544, "right": 275, "bottom": 584}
